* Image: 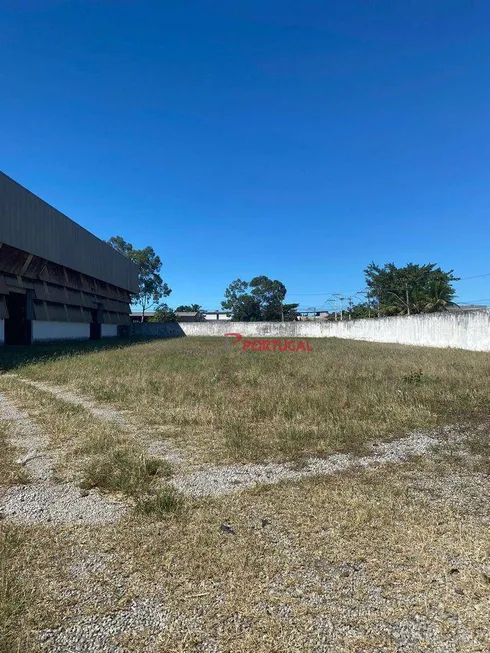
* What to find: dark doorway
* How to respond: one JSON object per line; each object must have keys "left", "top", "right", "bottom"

{"left": 5, "top": 293, "right": 32, "bottom": 345}
{"left": 90, "top": 309, "right": 101, "bottom": 340}
{"left": 90, "top": 322, "right": 101, "bottom": 340}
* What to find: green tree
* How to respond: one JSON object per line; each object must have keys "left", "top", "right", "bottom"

{"left": 148, "top": 304, "right": 177, "bottom": 322}
{"left": 250, "top": 276, "right": 287, "bottom": 320}
{"left": 282, "top": 302, "right": 300, "bottom": 321}
{"left": 221, "top": 276, "right": 293, "bottom": 321}
{"left": 175, "top": 304, "right": 202, "bottom": 312}
{"left": 108, "top": 236, "right": 171, "bottom": 322}
{"left": 347, "top": 301, "right": 374, "bottom": 320}
{"left": 230, "top": 294, "right": 263, "bottom": 321}
{"left": 364, "top": 262, "right": 459, "bottom": 316}
{"left": 413, "top": 281, "right": 459, "bottom": 313}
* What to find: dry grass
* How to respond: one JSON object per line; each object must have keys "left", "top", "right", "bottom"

{"left": 1, "top": 337, "right": 490, "bottom": 650}
{"left": 120, "top": 451, "right": 490, "bottom": 648}
{"left": 0, "top": 526, "right": 33, "bottom": 653}
{"left": 7, "top": 336, "right": 490, "bottom": 463}
{"left": 0, "top": 375, "right": 122, "bottom": 452}
{"left": 0, "top": 422, "right": 30, "bottom": 487}
{"left": 11, "top": 452, "right": 490, "bottom": 652}
{"left": 0, "top": 375, "right": 182, "bottom": 520}
{"left": 127, "top": 459, "right": 490, "bottom": 651}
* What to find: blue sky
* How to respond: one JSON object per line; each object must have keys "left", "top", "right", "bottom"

{"left": 2, "top": 1, "right": 490, "bottom": 311}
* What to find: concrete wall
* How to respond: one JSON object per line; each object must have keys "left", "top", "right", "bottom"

{"left": 101, "top": 324, "right": 118, "bottom": 338}
{"left": 32, "top": 321, "right": 90, "bottom": 342}
{"left": 130, "top": 310, "right": 490, "bottom": 352}
{"left": 130, "top": 322, "right": 187, "bottom": 339}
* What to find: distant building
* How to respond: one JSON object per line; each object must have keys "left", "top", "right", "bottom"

{"left": 0, "top": 172, "right": 138, "bottom": 345}
{"left": 130, "top": 311, "right": 206, "bottom": 323}
{"left": 447, "top": 305, "right": 487, "bottom": 312}
{"left": 298, "top": 310, "right": 330, "bottom": 320}
{"left": 129, "top": 311, "right": 155, "bottom": 323}
{"left": 175, "top": 311, "right": 204, "bottom": 322}
{"left": 202, "top": 310, "right": 231, "bottom": 321}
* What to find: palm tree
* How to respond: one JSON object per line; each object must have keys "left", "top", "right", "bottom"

{"left": 415, "top": 282, "right": 458, "bottom": 313}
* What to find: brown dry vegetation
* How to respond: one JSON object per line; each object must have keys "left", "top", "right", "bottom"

{"left": 0, "top": 421, "right": 29, "bottom": 488}
{"left": 1, "top": 337, "right": 490, "bottom": 651}
{"left": 0, "top": 377, "right": 178, "bottom": 514}
{"left": 6, "top": 336, "right": 490, "bottom": 463}
{"left": 0, "top": 526, "right": 34, "bottom": 653}
{"left": 3, "top": 453, "right": 490, "bottom": 652}
{"left": 0, "top": 425, "right": 33, "bottom": 653}
{"left": 0, "top": 395, "right": 45, "bottom": 653}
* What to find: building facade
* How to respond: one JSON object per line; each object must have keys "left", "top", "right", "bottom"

{"left": 0, "top": 172, "right": 138, "bottom": 344}
{"left": 202, "top": 311, "right": 231, "bottom": 321}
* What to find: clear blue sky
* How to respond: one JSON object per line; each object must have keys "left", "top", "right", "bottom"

{"left": 2, "top": 1, "right": 490, "bottom": 311}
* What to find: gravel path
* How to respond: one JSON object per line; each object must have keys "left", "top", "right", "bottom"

{"left": 0, "top": 390, "right": 54, "bottom": 482}
{"left": 0, "top": 390, "right": 126, "bottom": 525}
{"left": 4, "top": 375, "right": 131, "bottom": 426}
{"left": 0, "top": 380, "right": 462, "bottom": 519}
{"left": 0, "top": 379, "right": 445, "bottom": 501}
{"left": 38, "top": 598, "right": 168, "bottom": 652}
{"left": 1, "top": 483, "right": 125, "bottom": 525}
{"left": 6, "top": 374, "right": 185, "bottom": 466}
{"left": 171, "top": 431, "right": 438, "bottom": 497}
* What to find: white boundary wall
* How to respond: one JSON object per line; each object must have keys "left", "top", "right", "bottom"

{"left": 133, "top": 310, "right": 490, "bottom": 352}
{"left": 32, "top": 321, "right": 90, "bottom": 342}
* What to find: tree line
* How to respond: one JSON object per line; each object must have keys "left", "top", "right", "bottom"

{"left": 108, "top": 236, "right": 459, "bottom": 322}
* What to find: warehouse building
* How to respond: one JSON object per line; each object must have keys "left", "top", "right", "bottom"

{"left": 0, "top": 172, "right": 138, "bottom": 344}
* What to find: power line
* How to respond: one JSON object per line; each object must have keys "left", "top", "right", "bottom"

{"left": 457, "top": 299, "right": 490, "bottom": 304}
{"left": 287, "top": 272, "right": 490, "bottom": 297}
{"left": 287, "top": 292, "right": 339, "bottom": 296}
{"left": 457, "top": 273, "right": 490, "bottom": 281}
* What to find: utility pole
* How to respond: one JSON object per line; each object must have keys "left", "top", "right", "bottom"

{"left": 356, "top": 290, "right": 372, "bottom": 318}
{"left": 326, "top": 298, "right": 337, "bottom": 321}
{"left": 405, "top": 283, "right": 411, "bottom": 316}
{"left": 347, "top": 296, "right": 353, "bottom": 320}
{"left": 333, "top": 294, "right": 344, "bottom": 321}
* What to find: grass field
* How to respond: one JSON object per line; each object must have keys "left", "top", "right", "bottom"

{"left": 3, "top": 336, "right": 490, "bottom": 463}
{"left": 1, "top": 336, "right": 490, "bottom": 652}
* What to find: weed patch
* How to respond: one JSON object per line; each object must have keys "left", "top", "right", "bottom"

{"left": 81, "top": 447, "right": 172, "bottom": 496}
{"left": 135, "top": 485, "right": 185, "bottom": 519}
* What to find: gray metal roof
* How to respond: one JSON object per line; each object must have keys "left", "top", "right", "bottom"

{"left": 0, "top": 171, "right": 138, "bottom": 293}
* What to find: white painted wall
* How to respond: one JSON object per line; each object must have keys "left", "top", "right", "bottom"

{"left": 0, "top": 319, "right": 4, "bottom": 344}
{"left": 101, "top": 324, "right": 118, "bottom": 337}
{"left": 32, "top": 321, "right": 90, "bottom": 342}
{"left": 133, "top": 310, "right": 490, "bottom": 352}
